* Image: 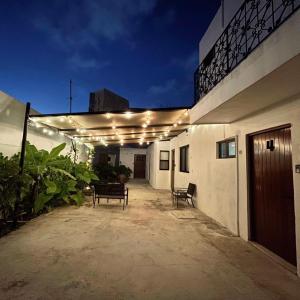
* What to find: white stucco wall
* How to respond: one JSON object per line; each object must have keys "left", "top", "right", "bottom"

{"left": 148, "top": 94, "right": 300, "bottom": 274}
{"left": 147, "top": 141, "right": 170, "bottom": 190}
{"left": 169, "top": 125, "right": 238, "bottom": 234}
{"left": 119, "top": 147, "right": 147, "bottom": 178}
{"left": 193, "top": 9, "right": 300, "bottom": 120}
{"left": 0, "top": 91, "right": 88, "bottom": 161}
{"left": 230, "top": 95, "right": 300, "bottom": 274}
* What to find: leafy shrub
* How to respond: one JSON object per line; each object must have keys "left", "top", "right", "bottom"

{"left": 0, "top": 153, "right": 31, "bottom": 222}
{"left": 93, "top": 164, "right": 132, "bottom": 183}
{"left": 115, "top": 165, "right": 132, "bottom": 179}
{"left": 0, "top": 142, "right": 98, "bottom": 226}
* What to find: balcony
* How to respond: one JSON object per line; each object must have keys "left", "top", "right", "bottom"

{"left": 194, "top": 0, "right": 300, "bottom": 103}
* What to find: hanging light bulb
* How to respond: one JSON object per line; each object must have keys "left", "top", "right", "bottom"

{"left": 125, "top": 111, "right": 132, "bottom": 119}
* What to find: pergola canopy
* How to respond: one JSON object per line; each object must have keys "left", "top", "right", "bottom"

{"left": 29, "top": 107, "right": 191, "bottom": 147}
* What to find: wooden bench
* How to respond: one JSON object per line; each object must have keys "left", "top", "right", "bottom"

{"left": 93, "top": 183, "right": 128, "bottom": 210}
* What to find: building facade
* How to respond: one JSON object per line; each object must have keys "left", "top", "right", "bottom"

{"left": 148, "top": 0, "right": 300, "bottom": 274}
{"left": 89, "top": 88, "right": 129, "bottom": 113}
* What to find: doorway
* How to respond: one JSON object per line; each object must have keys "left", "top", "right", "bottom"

{"left": 249, "top": 125, "right": 296, "bottom": 265}
{"left": 171, "top": 149, "right": 175, "bottom": 191}
{"left": 134, "top": 154, "right": 146, "bottom": 179}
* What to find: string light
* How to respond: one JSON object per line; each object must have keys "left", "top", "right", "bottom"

{"left": 125, "top": 111, "right": 132, "bottom": 119}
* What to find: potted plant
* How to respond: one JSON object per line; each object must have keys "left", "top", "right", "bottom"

{"left": 115, "top": 165, "right": 132, "bottom": 183}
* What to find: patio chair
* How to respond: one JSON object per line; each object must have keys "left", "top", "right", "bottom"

{"left": 93, "top": 183, "right": 128, "bottom": 210}
{"left": 172, "top": 183, "right": 196, "bottom": 208}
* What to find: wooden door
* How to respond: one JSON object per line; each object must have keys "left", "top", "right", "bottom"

{"left": 249, "top": 126, "right": 296, "bottom": 265}
{"left": 134, "top": 155, "right": 146, "bottom": 178}
{"left": 171, "top": 149, "right": 175, "bottom": 190}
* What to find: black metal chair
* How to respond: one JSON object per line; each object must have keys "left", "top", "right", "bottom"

{"left": 172, "top": 183, "right": 196, "bottom": 208}
{"left": 93, "top": 183, "right": 128, "bottom": 210}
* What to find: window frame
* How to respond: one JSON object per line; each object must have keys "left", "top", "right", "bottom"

{"left": 159, "top": 150, "right": 170, "bottom": 170}
{"left": 217, "top": 138, "right": 236, "bottom": 159}
{"left": 179, "top": 145, "right": 189, "bottom": 173}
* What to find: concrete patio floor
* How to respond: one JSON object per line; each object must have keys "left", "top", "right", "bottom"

{"left": 0, "top": 180, "right": 300, "bottom": 299}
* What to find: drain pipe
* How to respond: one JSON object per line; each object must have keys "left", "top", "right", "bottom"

{"left": 235, "top": 134, "right": 240, "bottom": 237}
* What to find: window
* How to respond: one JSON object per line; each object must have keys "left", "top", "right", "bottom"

{"left": 159, "top": 151, "right": 169, "bottom": 170}
{"left": 180, "top": 145, "right": 189, "bottom": 172}
{"left": 217, "top": 139, "right": 236, "bottom": 158}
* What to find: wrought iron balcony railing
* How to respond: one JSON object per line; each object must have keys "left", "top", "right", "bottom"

{"left": 194, "top": 0, "right": 300, "bottom": 103}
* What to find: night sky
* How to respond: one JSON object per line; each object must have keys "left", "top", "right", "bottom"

{"left": 0, "top": 0, "right": 220, "bottom": 113}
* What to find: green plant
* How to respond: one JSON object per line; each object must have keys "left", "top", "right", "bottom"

{"left": 93, "top": 164, "right": 132, "bottom": 183}
{"left": 0, "top": 153, "right": 33, "bottom": 224}
{"left": 0, "top": 142, "right": 99, "bottom": 225}
{"left": 93, "top": 164, "right": 117, "bottom": 182}
{"left": 24, "top": 142, "right": 98, "bottom": 213}
{"left": 115, "top": 165, "right": 132, "bottom": 178}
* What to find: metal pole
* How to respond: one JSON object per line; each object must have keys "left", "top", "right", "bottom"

{"left": 14, "top": 102, "right": 30, "bottom": 226}
{"left": 19, "top": 102, "right": 31, "bottom": 174}
{"left": 69, "top": 79, "right": 73, "bottom": 113}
